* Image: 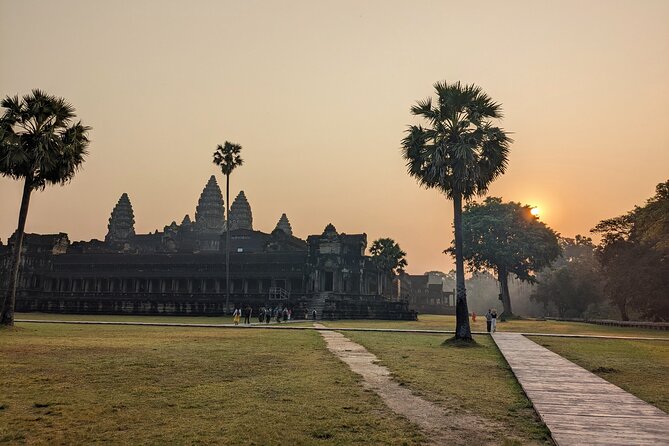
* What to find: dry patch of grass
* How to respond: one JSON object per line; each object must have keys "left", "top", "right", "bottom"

{"left": 344, "top": 331, "right": 552, "bottom": 445}
{"left": 0, "top": 323, "right": 425, "bottom": 445}
{"left": 530, "top": 337, "right": 669, "bottom": 413}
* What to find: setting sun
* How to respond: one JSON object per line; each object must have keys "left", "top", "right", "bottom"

{"left": 530, "top": 207, "right": 541, "bottom": 217}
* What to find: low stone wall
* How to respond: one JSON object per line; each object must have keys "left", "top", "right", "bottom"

{"left": 14, "top": 291, "right": 310, "bottom": 317}
{"left": 546, "top": 317, "right": 669, "bottom": 331}
{"left": 321, "top": 294, "right": 417, "bottom": 321}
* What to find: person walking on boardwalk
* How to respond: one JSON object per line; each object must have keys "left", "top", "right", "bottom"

{"left": 491, "top": 309, "right": 498, "bottom": 333}
{"left": 232, "top": 307, "right": 241, "bottom": 325}
{"left": 258, "top": 307, "right": 265, "bottom": 323}
{"left": 485, "top": 309, "right": 492, "bottom": 333}
{"left": 312, "top": 309, "right": 317, "bottom": 320}
{"left": 265, "top": 309, "right": 271, "bottom": 324}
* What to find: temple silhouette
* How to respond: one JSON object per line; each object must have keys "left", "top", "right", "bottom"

{"left": 0, "top": 176, "right": 421, "bottom": 319}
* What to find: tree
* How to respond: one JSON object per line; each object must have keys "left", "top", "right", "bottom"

{"left": 0, "top": 90, "right": 90, "bottom": 326}
{"left": 592, "top": 180, "right": 669, "bottom": 321}
{"left": 213, "top": 141, "right": 243, "bottom": 313}
{"left": 370, "top": 238, "right": 407, "bottom": 298}
{"left": 530, "top": 236, "right": 603, "bottom": 318}
{"left": 401, "top": 81, "right": 511, "bottom": 340}
{"left": 450, "top": 197, "right": 561, "bottom": 318}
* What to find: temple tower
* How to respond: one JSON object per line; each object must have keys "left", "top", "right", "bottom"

{"left": 228, "top": 191, "right": 253, "bottom": 231}
{"left": 194, "top": 176, "right": 225, "bottom": 234}
{"left": 274, "top": 213, "right": 293, "bottom": 236}
{"left": 105, "top": 193, "right": 135, "bottom": 243}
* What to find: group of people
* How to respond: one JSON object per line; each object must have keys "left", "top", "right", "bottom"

{"left": 258, "top": 306, "right": 292, "bottom": 324}
{"left": 231, "top": 305, "right": 317, "bottom": 325}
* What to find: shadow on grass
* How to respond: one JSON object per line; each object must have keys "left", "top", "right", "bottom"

{"left": 441, "top": 336, "right": 482, "bottom": 348}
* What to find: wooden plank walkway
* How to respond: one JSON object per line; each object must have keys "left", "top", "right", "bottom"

{"left": 493, "top": 332, "right": 669, "bottom": 445}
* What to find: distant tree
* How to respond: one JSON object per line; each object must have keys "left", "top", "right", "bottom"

{"left": 0, "top": 90, "right": 90, "bottom": 326}
{"left": 213, "top": 141, "right": 243, "bottom": 313}
{"left": 449, "top": 197, "right": 561, "bottom": 318}
{"left": 401, "top": 81, "right": 511, "bottom": 341}
{"left": 370, "top": 238, "right": 407, "bottom": 298}
{"left": 530, "top": 236, "right": 603, "bottom": 318}
{"left": 592, "top": 180, "right": 669, "bottom": 321}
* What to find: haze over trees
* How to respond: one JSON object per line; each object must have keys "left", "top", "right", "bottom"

{"left": 213, "top": 141, "right": 243, "bottom": 313}
{"left": 452, "top": 197, "right": 560, "bottom": 318}
{"left": 402, "top": 81, "right": 511, "bottom": 340}
{"left": 530, "top": 236, "right": 604, "bottom": 318}
{"left": 0, "top": 90, "right": 90, "bottom": 326}
{"left": 592, "top": 180, "right": 669, "bottom": 321}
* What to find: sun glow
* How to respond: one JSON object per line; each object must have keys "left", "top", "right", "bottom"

{"left": 530, "top": 207, "right": 541, "bottom": 217}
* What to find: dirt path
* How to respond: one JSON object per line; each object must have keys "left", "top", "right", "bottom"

{"left": 316, "top": 325, "right": 499, "bottom": 445}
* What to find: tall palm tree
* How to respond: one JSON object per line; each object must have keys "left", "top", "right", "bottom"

{"left": 370, "top": 238, "right": 407, "bottom": 298}
{"left": 0, "top": 89, "right": 90, "bottom": 326}
{"left": 401, "top": 81, "right": 511, "bottom": 341}
{"left": 213, "top": 141, "right": 243, "bottom": 313}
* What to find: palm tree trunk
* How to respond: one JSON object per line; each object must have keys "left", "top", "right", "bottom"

{"left": 1, "top": 178, "right": 33, "bottom": 326}
{"left": 453, "top": 192, "right": 472, "bottom": 340}
{"left": 497, "top": 267, "right": 513, "bottom": 318}
{"left": 225, "top": 173, "right": 231, "bottom": 314}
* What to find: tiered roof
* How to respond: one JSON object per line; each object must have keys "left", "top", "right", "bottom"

{"left": 194, "top": 176, "right": 225, "bottom": 234}
{"left": 105, "top": 193, "right": 135, "bottom": 243}
{"left": 228, "top": 191, "right": 253, "bottom": 230}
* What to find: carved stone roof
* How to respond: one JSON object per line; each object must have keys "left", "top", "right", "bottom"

{"left": 322, "top": 223, "right": 337, "bottom": 236}
{"left": 274, "top": 213, "right": 293, "bottom": 236}
{"left": 228, "top": 190, "right": 253, "bottom": 231}
{"left": 105, "top": 193, "right": 135, "bottom": 243}
{"left": 195, "top": 176, "right": 225, "bottom": 234}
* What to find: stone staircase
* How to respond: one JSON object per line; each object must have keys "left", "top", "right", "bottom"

{"left": 309, "top": 292, "right": 330, "bottom": 320}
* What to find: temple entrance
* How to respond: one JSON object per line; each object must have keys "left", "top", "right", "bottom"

{"left": 324, "top": 271, "right": 334, "bottom": 291}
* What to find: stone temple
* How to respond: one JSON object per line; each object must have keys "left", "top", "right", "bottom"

{"left": 0, "top": 176, "right": 416, "bottom": 319}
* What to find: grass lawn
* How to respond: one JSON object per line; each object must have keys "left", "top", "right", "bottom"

{"left": 344, "top": 331, "right": 551, "bottom": 445}
{"left": 0, "top": 323, "right": 425, "bottom": 445}
{"left": 323, "top": 314, "right": 669, "bottom": 338}
{"left": 529, "top": 336, "right": 669, "bottom": 413}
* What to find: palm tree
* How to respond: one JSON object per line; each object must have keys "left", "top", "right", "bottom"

{"left": 370, "top": 238, "right": 407, "bottom": 298}
{"left": 0, "top": 89, "right": 90, "bottom": 326}
{"left": 213, "top": 141, "right": 243, "bottom": 313}
{"left": 401, "top": 81, "right": 511, "bottom": 341}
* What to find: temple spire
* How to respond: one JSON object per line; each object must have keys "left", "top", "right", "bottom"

{"left": 228, "top": 191, "right": 253, "bottom": 231}
{"left": 105, "top": 193, "right": 135, "bottom": 243}
{"left": 194, "top": 175, "right": 225, "bottom": 234}
{"left": 274, "top": 213, "right": 293, "bottom": 236}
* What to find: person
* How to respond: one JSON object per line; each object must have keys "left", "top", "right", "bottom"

{"left": 312, "top": 309, "right": 317, "bottom": 320}
{"left": 243, "top": 305, "right": 252, "bottom": 324}
{"left": 491, "top": 309, "right": 498, "bottom": 333}
{"left": 287, "top": 309, "right": 292, "bottom": 321}
{"left": 265, "top": 309, "right": 271, "bottom": 324}
{"left": 258, "top": 307, "right": 265, "bottom": 323}
{"left": 282, "top": 308, "right": 289, "bottom": 322}
{"left": 232, "top": 307, "right": 241, "bottom": 326}
{"left": 304, "top": 309, "right": 309, "bottom": 320}
{"left": 485, "top": 309, "right": 492, "bottom": 333}
{"left": 472, "top": 311, "right": 477, "bottom": 322}
{"left": 275, "top": 307, "right": 281, "bottom": 323}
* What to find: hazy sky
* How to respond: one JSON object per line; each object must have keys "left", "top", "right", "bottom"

{"left": 1, "top": 0, "right": 668, "bottom": 274}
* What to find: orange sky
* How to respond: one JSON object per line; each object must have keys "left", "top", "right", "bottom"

{"left": 1, "top": 0, "right": 668, "bottom": 274}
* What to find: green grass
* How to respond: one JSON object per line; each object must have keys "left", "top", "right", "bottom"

{"left": 323, "top": 314, "right": 669, "bottom": 338}
{"left": 0, "top": 323, "right": 425, "bottom": 445}
{"left": 344, "top": 331, "right": 552, "bottom": 444}
{"left": 529, "top": 337, "right": 669, "bottom": 413}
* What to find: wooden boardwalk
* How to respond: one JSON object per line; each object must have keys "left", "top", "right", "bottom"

{"left": 493, "top": 332, "right": 669, "bottom": 445}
